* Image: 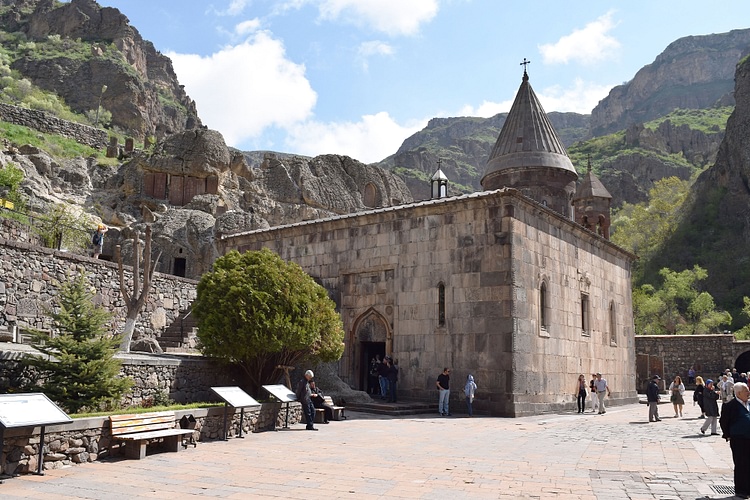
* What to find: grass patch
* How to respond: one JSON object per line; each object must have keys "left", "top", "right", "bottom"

{"left": 0, "top": 121, "right": 108, "bottom": 159}
{"left": 72, "top": 402, "right": 225, "bottom": 419}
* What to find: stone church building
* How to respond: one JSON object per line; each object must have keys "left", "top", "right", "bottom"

{"left": 221, "top": 70, "right": 638, "bottom": 416}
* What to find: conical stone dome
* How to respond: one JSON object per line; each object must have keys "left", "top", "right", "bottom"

{"left": 481, "top": 70, "right": 578, "bottom": 217}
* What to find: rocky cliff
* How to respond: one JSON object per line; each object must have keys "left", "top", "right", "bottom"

{"left": 0, "top": 0, "right": 201, "bottom": 139}
{"left": 590, "top": 29, "right": 750, "bottom": 136}
{"left": 644, "top": 55, "right": 750, "bottom": 324}
{"left": 2, "top": 126, "right": 412, "bottom": 279}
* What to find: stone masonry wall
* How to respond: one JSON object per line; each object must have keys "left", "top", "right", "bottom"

{"left": 1, "top": 403, "right": 302, "bottom": 476}
{"left": 0, "top": 218, "right": 44, "bottom": 246}
{"left": 0, "top": 236, "right": 198, "bottom": 344}
{"left": 635, "top": 334, "right": 737, "bottom": 383}
{"left": 223, "top": 188, "right": 637, "bottom": 416}
{"left": 119, "top": 353, "right": 236, "bottom": 407}
{"left": 0, "top": 348, "right": 237, "bottom": 407}
{"left": 0, "top": 103, "right": 108, "bottom": 149}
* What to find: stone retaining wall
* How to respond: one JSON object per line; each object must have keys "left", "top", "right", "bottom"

{"left": 0, "top": 403, "right": 302, "bottom": 476}
{"left": 0, "top": 218, "right": 43, "bottom": 246}
{"left": 0, "top": 236, "right": 198, "bottom": 345}
{"left": 0, "top": 348, "right": 238, "bottom": 407}
{"left": 0, "top": 103, "right": 108, "bottom": 149}
{"left": 635, "top": 334, "right": 750, "bottom": 390}
{"left": 118, "top": 353, "right": 236, "bottom": 407}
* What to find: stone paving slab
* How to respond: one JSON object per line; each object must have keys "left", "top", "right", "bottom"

{"left": 0, "top": 401, "right": 739, "bottom": 499}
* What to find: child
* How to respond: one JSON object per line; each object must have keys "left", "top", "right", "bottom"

{"left": 92, "top": 224, "right": 107, "bottom": 259}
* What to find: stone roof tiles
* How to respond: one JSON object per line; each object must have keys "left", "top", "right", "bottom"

{"left": 481, "top": 71, "right": 577, "bottom": 183}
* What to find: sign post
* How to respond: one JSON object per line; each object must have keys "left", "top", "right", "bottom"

{"left": 262, "top": 384, "right": 297, "bottom": 430}
{"left": 210, "top": 387, "right": 260, "bottom": 440}
{"left": 0, "top": 393, "right": 72, "bottom": 478}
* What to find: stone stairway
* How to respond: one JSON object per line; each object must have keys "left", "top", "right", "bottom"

{"left": 345, "top": 400, "right": 439, "bottom": 416}
{"left": 158, "top": 309, "right": 197, "bottom": 351}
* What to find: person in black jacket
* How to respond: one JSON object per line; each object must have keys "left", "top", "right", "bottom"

{"left": 699, "top": 379, "right": 720, "bottom": 435}
{"left": 719, "top": 382, "right": 750, "bottom": 499}
{"left": 309, "top": 381, "right": 334, "bottom": 423}
{"left": 693, "top": 375, "right": 706, "bottom": 418}
{"left": 386, "top": 357, "right": 399, "bottom": 403}
{"left": 647, "top": 375, "right": 661, "bottom": 422}
{"left": 295, "top": 369, "right": 318, "bottom": 431}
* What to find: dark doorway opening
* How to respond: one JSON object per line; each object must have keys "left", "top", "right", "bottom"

{"left": 173, "top": 257, "right": 186, "bottom": 277}
{"left": 736, "top": 350, "right": 750, "bottom": 374}
{"left": 360, "top": 341, "right": 385, "bottom": 394}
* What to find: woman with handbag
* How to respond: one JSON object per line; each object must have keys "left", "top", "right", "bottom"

{"left": 668, "top": 375, "right": 686, "bottom": 417}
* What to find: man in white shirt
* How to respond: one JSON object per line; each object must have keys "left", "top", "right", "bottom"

{"left": 594, "top": 373, "right": 611, "bottom": 414}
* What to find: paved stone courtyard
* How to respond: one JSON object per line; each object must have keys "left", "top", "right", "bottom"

{"left": 0, "top": 400, "right": 739, "bottom": 499}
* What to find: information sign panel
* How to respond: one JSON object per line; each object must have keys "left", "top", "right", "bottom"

{"left": 262, "top": 384, "right": 297, "bottom": 403}
{"left": 0, "top": 393, "right": 72, "bottom": 428}
{"left": 211, "top": 386, "right": 260, "bottom": 408}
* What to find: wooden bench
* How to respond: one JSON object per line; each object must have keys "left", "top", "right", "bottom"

{"left": 110, "top": 411, "right": 196, "bottom": 460}
{"left": 324, "top": 396, "right": 347, "bottom": 421}
{"left": 301, "top": 396, "right": 347, "bottom": 423}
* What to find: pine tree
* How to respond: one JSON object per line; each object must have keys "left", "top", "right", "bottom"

{"left": 25, "top": 273, "right": 131, "bottom": 413}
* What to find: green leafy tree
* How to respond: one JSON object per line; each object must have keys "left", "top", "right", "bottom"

{"left": 194, "top": 248, "right": 345, "bottom": 396}
{"left": 611, "top": 176, "right": 690, "bottom": 280}
{"left": 0, "top": 162, "right": 26, "bottom": 215}
{"left": 34, "top": 203, "right": 94, "bottom": 251}
{"left": 25, "top": 273, "right": 131, "bottom": 413}
{"left": 734, "top": 297, "right": 750, "bottom": 340}
{"left": 633, "top": 266, "right": 731, "bottom": 335}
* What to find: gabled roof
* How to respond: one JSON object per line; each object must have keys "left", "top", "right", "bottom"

{"left": 574, "top": 168, "right": 612, "bottom": 200}
{"left": 481, "top": 71, "right": 577, "bottom": 184}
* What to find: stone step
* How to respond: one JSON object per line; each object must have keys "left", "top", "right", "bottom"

{"left": 346, "top": 400, "right": 439, "bottom": 416}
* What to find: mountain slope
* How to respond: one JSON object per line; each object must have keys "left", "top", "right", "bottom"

{"left": 0, "top": 0, "right": 201, "bottom": 140}
{"left": 590, "top": 28, "right": 750, "bottom": 136}
{"left": 643, "top": 55, "right": 750, "bottom": 326}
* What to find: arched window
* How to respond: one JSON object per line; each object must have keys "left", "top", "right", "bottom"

{"left": 540, "top": 281, "right": 548, "bottom": 331}
{"left": 438, "top": 283, "right": 446, "bottom": 326}
{"left": 609, "top": 301, "right": 617, "bottom": 345}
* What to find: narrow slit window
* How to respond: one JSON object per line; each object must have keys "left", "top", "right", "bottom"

{"left": 581, "top": 293, "right": 590, "bottom": 336}
{"left": 438, "top": 283, "right": 446, "bottom": 326}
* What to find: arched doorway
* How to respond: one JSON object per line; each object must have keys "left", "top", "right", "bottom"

{"left": 735, "top": 349, "right": 750, "bottom": 374}
{"left": 351, "top": 308, "right": 390, "bottom": 392}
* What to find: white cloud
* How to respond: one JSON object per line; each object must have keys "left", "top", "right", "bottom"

{"left": 285, "top": 112, "right": 427, "bottom": 163}
{"left": 458, "top": 99, "right": 514, "bottom": 118}
{"left": 458, "top": 79, "right": 614, "bottom": 117}
{"left": 317, "top": 0, "right": 439, "bottom": 36}
{"left": 167, "top": 31, "right": 317, "bottom": 146}
{"left": 234, "top": 19, "right": 261, "bottom": 36}
{"left": 356, "top": 40, "right": 394, "bottom": 70}
{"left": 538, "top": 11, "right": 620, "bottom": 65}
{"left": 536, "top": 79, "right": 614, "bottom": 114}
{"left": 209, "top": 0, "right": 250, "bottom": 16}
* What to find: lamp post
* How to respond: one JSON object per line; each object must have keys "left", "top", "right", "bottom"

{"left": 94, "top": 84, "right": 107, "bottom": 126}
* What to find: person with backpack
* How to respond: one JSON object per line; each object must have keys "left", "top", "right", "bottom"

{"left": 92, "top": 224, "right": 107, "bottom": 259}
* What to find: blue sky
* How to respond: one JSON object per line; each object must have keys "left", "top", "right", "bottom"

{"left": 96, "top": 0, "right": 750, "bottom": 163}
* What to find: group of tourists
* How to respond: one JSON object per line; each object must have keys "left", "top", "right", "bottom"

{"left": 367, "top": 355, "right": 399, "bottom": 402}
{"left": 647, "top": 368, "right": 750, "bottom": 499}
{"left": 574, "top": 372, "right": 611, "bottom": 414}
